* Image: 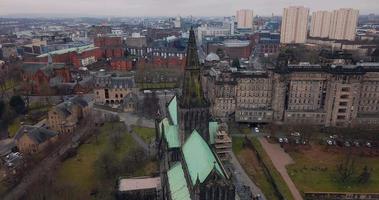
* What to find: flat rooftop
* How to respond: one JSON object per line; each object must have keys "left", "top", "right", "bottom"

{"left": 118, "top": 177, "right": 161, "bottom": 192}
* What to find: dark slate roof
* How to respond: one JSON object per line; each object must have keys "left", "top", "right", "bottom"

{"left": 111, "top": 77, "right": 135, "bottom": 88}
{"left": 22, "top": 62, "right": 66, "bottom": 74}
{"left": 70, "top": 96, "right": 89, "bottom": 107}
{"left": 14, "top": 125, "right": 58, "bottom": 144}
{"left": 94, "top": 74, "right": 135, "bottom": 88}
{"left": 55, "top": 103, "right": 72, "bottom": 117}
{"left": 54, "top": 96, "right": 90, "bottom": 115}
{"left": 123, "top": 92, "right": 138, "bottom": 102}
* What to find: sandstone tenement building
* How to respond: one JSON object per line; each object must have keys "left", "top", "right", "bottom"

{"left": 205, "top": 60, "right": 379, "bottom": 128}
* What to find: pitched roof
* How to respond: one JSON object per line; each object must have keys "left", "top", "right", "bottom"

{"left": 168, "top": 96, "right": 178, "bottom": 125}
{"left": 37, "top": 44, "right": 98, "bottom": 58}
{"left": 22, "top": 62, "right": 65, "bottom": 74}
{"left": 208, "top": 121, "right": 219, "bottom": 145}
{"left": 161, "top": 118, "right": 180, "bottom": 148}
{"left": 182, "top": 130, "right": 224, "bottom": 185}
{"left": 167, "top": 162, "right": 191, "bottom": 200}
{"left": 14, "top": 125, "right": 58, "bottom": 144}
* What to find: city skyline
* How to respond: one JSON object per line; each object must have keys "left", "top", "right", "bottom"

{"left": 1, "top": 0, "right": 379, "bottom": 17}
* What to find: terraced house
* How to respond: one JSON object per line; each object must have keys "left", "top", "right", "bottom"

{"left": 156, "top": 28, "right": 235, "bottom": 200}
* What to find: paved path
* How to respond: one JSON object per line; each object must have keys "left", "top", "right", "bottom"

{"left": 229, "top": 151, "right": 266, "bottom": 200}
{"left": 258, "top": 138, "right": 303, "bottom": 200}
{"left": 118, "top": 113, "right": 155, "bottom": 128}
{"left": 119, "top": 112, "right": 155, "bottom": 155}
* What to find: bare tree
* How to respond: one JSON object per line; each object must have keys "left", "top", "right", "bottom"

{"left": 358, "top": 166, "right": 371, "bottom": 184}
{"left": 110, "top": 129, "right": 122, "bottom": 150}
{"left": 336, "top": 152, "right": 356, "bottom": 182}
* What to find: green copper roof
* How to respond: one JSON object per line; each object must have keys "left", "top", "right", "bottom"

{"left": 162, "top": 118, "right": 180, "bottom": 148}
{"left": 168, "top": 96, "right": 178, "bottom": 125}
{"left": 182, "top": 130, "right": 224, "bottom": 185}
{"left": 209, "top": 122, "right": 219, "bottom": 145}
{"left": 167, "top": 162, "right": 191, "bottom": 200}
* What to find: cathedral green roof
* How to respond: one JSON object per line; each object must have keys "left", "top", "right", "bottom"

{"left": 168, "top": 96, "right": 178, "bottom": 125}
{"left": 209, "top": 122, "right": 219, "bottom": 145}
{"left": 167, "top": 162, "right": 191, "bottom": 200}
{"left": 182, "top": 130, "right": 224, "bottom": 185}
{"left": 162, "top": 118, "right": 180, "bottom": 148}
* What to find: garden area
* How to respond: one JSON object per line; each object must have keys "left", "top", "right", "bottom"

{"left": 287, "top": 144, "right": 379, "bottom": 194}
{"left": 26, "top": 122, "right": 158, "bottom": 199}
{"left": 232, "top": 133, "right": 294, "bottom": 200}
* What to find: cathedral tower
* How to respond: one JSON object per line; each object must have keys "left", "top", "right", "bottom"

{"left": 178, "top": 27, "right": 210, "bottom": 143}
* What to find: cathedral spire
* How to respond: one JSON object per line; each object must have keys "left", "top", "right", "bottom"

{"left": 179, "top": 26, "right": 208, "bottom": 108}
{"left": 185, "top": 27, "right": 200, "bottom": 69}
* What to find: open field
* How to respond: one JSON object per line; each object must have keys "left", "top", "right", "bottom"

{"left": 287, "top": 144, "right": 379, "bottom": 194}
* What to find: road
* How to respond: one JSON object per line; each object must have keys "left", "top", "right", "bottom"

{"left": 3, "top": 121, "right": 92, "bottom": 200}
{"left": 258, "top": 138, "right": 303, "bottom": 200}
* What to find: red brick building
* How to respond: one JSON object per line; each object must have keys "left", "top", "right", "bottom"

{"left": 127, "top": 47, "right": 186, "bottom": 70}
{"left": 26, "top": 45, "right": 102, "bottom": 69}
{"left": 94, "top": 36, "right": 130, "bottom": 70}
{"left": 207, "top": 40, "right": 252, "bottom": 59}
{"left": 21, "top": 62, "right": 72, "bottom": 95}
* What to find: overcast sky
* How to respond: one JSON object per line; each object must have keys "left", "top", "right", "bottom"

{"left": 1, "top": 0, "right": 378, "bottom": 17}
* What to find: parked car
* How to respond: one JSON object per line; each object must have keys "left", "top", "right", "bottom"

{"left": 291, "top": 132, "right": 301, "bottom": 137}
{"left": 254, "top": 127, "right": 260, "bottom": 133}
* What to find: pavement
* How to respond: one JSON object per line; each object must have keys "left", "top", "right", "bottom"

{"left": 258, "top": 138, "right": 303, "bottom": 200}
{"left": 118, "top": 113, "right": 155, "bottom": 128}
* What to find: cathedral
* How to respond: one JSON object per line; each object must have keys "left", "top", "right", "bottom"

{"left": 156, "top": 28, "right": 235, "bottom": 200}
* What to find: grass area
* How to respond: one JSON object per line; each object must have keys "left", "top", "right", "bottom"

{"left": 137, "top": 82, "right": 178, "bottom": 90}
{"left": 134, "top": 161, "right": 159, "bottom": 177}
{"left": 8, "top": 117, "right": 21, "bottom": 138}
{"left": 233, "top": 136, "right": 294, "bottom": 200}
{"left": 250, "top": 137, "right": 295, "bottom": 200}
{"left": 132, "top": 125, "right": 155, "bottom": 144}
{"left": 1, "top": 79, "right": 18, "bottom": 91}
{"left": 28, "top": 103, "right": 51, "bottom": 113}
{"left": 287, "top": 145, "right": 379, "bottom": 194}
{"left": 232, "top": 137, "right": 244, "bottom": 154}
{"left": 55, "top": 122, "right": 157, "bottom": 199}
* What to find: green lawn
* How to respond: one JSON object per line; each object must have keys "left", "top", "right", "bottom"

{"left": 287, "top": 145, "right": 379, "bottom": 194}
{"left": 55, "top": 122, "right": 136, "bottom": 198}
{"left": 132, "top": 125, "right": 155, "bottom": 144}
{"left": 232, "top": 137, "right": 244, "bottom": 154}
{"left": 137, "top": 82, "right": 178, "bottom": 90}
{"left": 233, "top": 136, "right": 294, "bottom": 200}
{"left": 8, "top": 117, "right": 21, "bottom": 138}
